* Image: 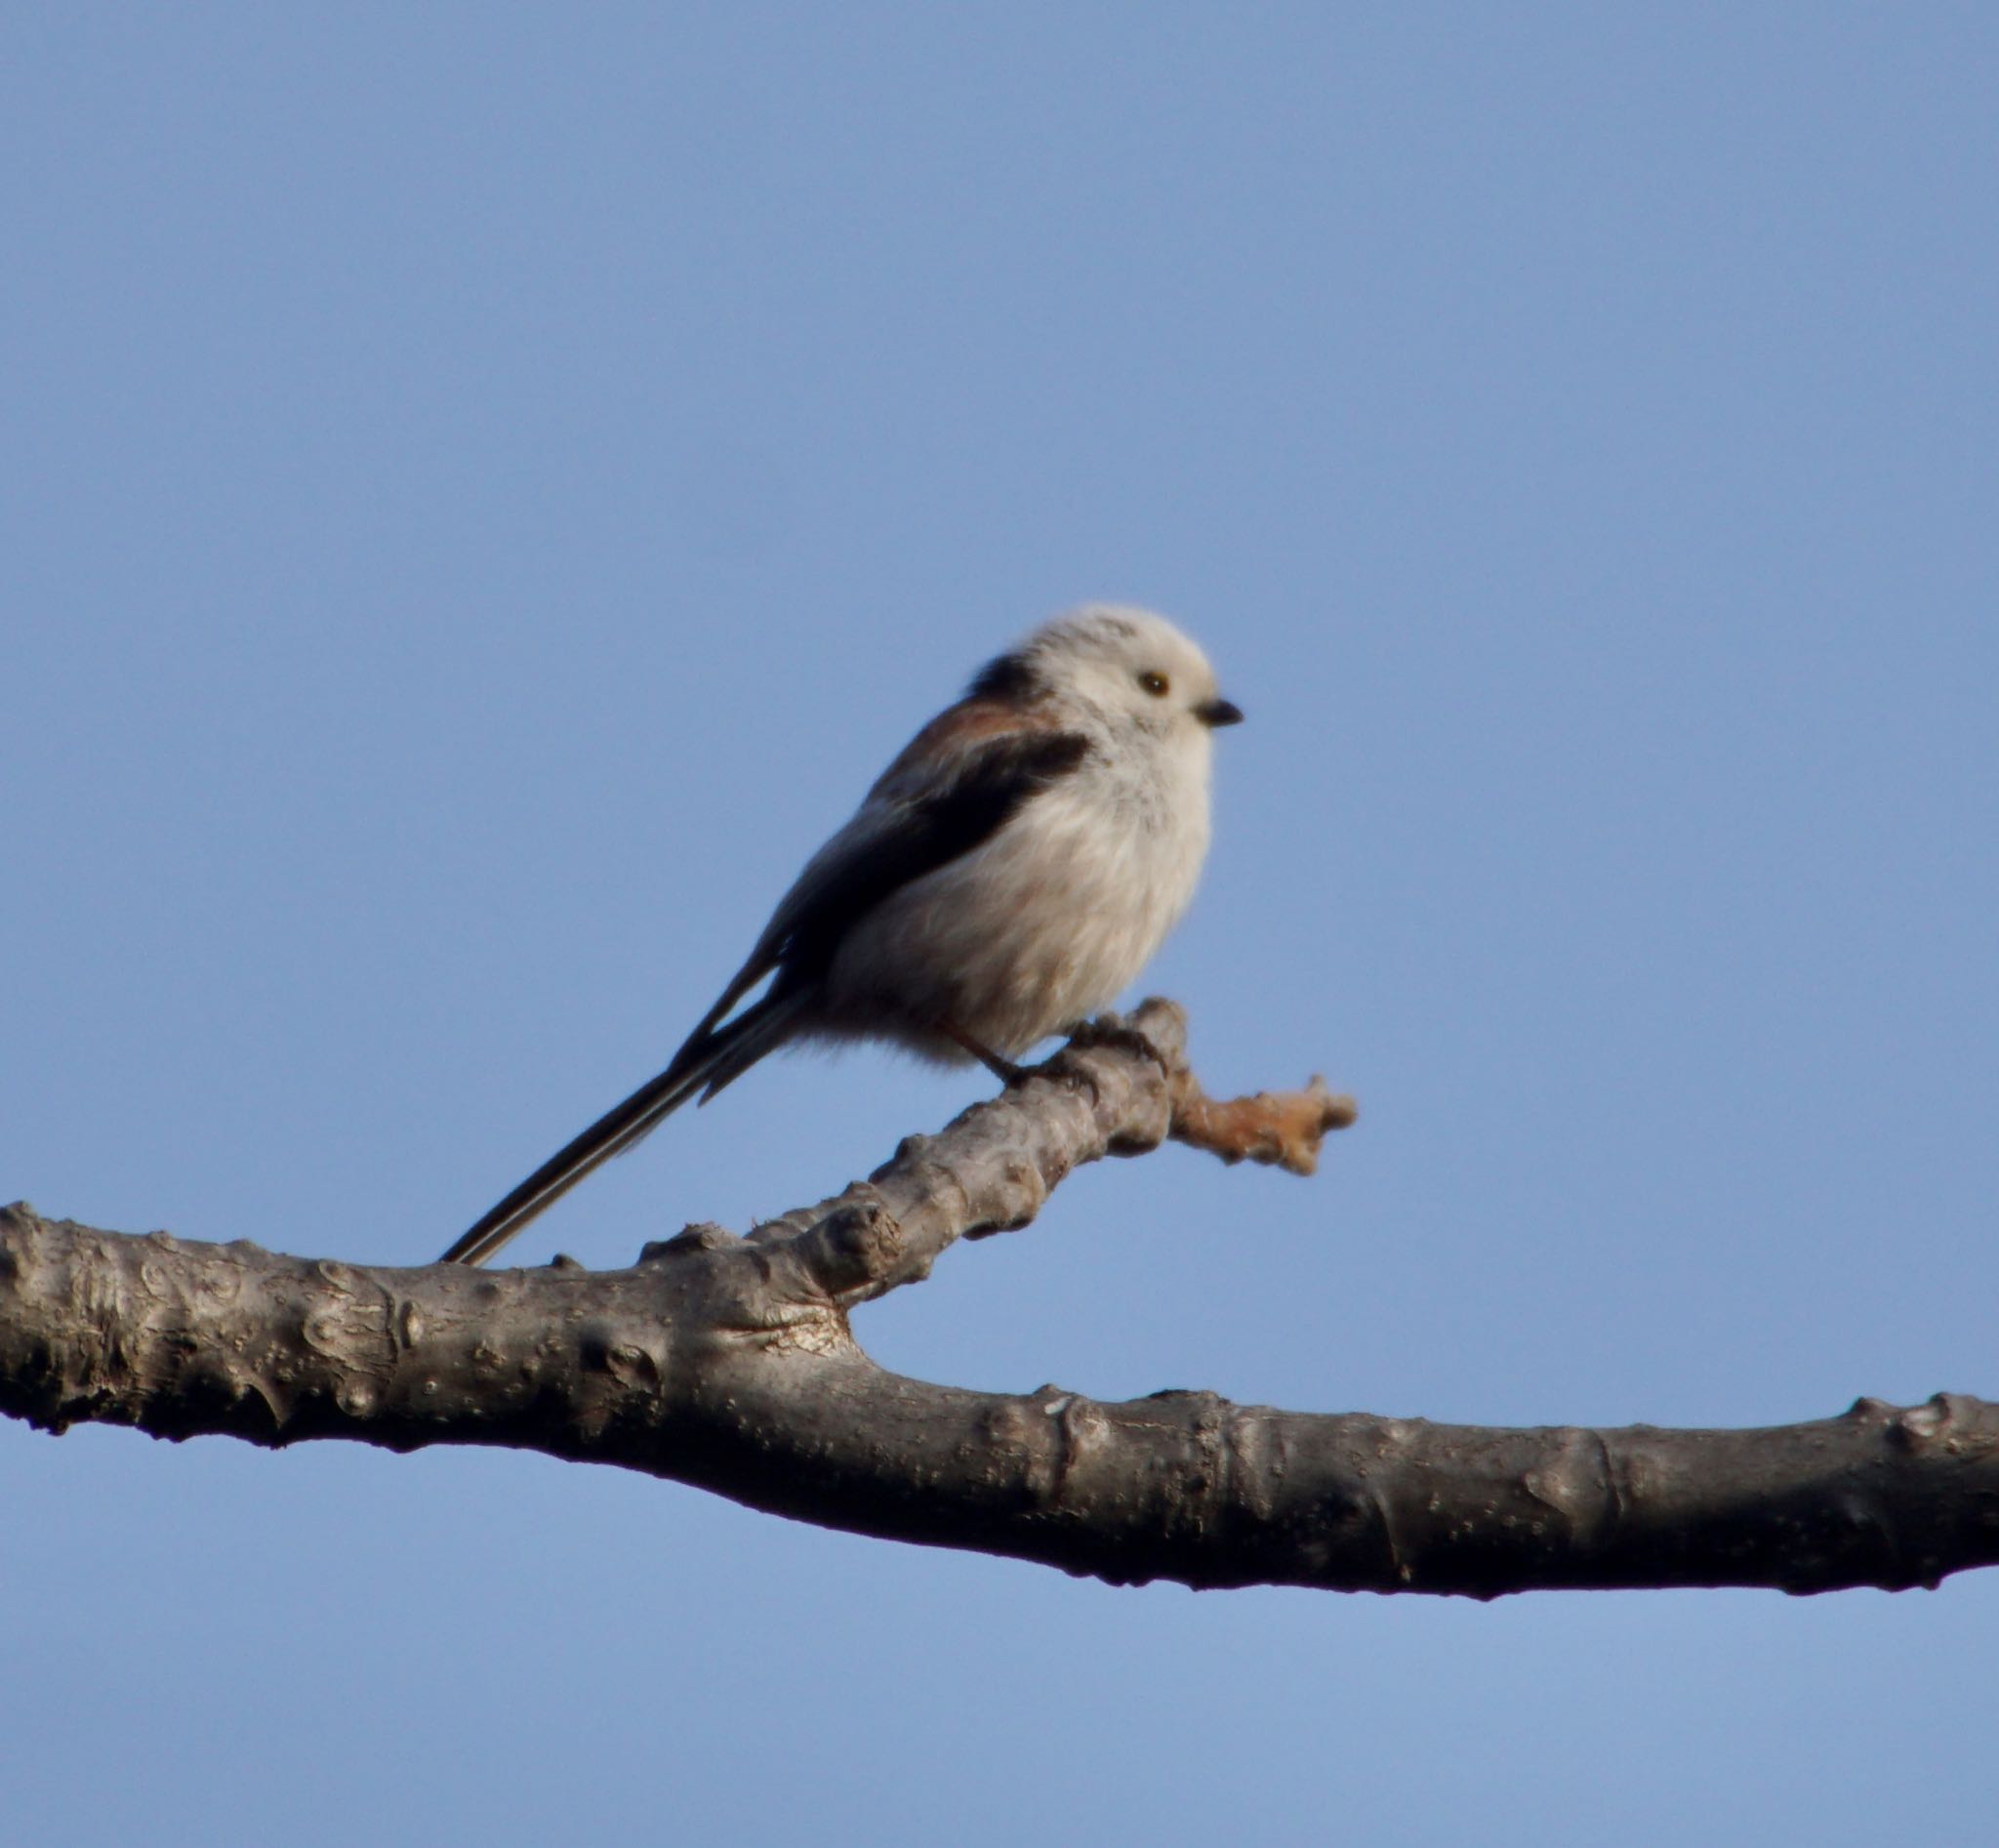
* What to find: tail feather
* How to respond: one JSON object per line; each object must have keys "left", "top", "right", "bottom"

{"left": 696, "top": 1001, "right": 802, "bottom": 1102}
{"left": 440, "top": 990, "right": 809, "bottom": 1266}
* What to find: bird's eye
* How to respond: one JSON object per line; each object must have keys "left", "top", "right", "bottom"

{"left": 1137, "top": 670, "right": 1170, "bottom": 698}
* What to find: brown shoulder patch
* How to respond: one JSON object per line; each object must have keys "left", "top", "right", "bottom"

{"left": 869, "top": 697, "right": 1062, "bottom": 801}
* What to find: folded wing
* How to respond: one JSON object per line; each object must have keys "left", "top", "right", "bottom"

{"left": 440, "top": 706, "right": 1091, "bottom": 1265}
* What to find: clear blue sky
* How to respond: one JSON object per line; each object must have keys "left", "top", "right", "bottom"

{"left": 5, "top": 7, "right": 1995, "bottom": 1843}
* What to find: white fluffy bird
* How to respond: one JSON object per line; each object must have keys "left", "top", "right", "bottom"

{"left": 443, "top": 604, "right": 1243, "bottom": 1265}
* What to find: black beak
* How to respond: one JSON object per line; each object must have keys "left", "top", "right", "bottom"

{"left": 1197, "top": 696, "right": 1244, "bottom": 729}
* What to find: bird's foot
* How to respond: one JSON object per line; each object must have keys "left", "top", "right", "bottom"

{"left": 1044, "top": 1012, "right": 1174, "bottom": 1110}
{"left": 1060, "top": 1011, "right": 1171, "bottom": 1074}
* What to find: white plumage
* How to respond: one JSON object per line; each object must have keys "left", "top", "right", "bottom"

{"left": 443, "top": 604, "right": 1241, "bottom": 1265}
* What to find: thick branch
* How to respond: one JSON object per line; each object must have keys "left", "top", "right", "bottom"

{"left": 4, "top": 1006, "right": 1992, "bottom": 1596}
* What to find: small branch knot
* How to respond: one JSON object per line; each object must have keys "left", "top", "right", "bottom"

{"left": 797, "top": 1200, "right": 904, "bottom": 1298}
{"left": 639, "top": 1223, "right": 741, "bottom": 1264}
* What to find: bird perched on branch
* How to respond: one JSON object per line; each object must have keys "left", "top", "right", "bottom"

{"left": 443, "top": 604, "right": 1244, "bottom": 1266}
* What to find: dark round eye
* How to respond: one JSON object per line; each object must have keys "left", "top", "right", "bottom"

{"left": 1137, "top": 670, "right": 1170, "bottom": 697}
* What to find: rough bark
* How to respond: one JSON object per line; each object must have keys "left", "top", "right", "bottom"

{"left": 5, "top": 1001, "right": 1993, "bottom": 1596}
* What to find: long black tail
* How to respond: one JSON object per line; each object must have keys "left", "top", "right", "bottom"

{"left": 440, "top": 990, "right": 808, "bottom": 1266}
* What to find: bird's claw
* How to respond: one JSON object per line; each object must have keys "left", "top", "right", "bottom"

{"left": 1043, "top": 1012, "right": 1173, "bottom": 1107}
{"left": 1061, "top": 1012, "right": 1171, "bottom": 1073}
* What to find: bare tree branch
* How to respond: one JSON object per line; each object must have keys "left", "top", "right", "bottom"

{"left": 4, "top": 1001, "right": 1993, "bottom": 1596}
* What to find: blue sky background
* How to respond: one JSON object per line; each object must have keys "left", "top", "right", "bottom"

{"left": 5, "top": 7, "right": 1996, "bottom": 1842}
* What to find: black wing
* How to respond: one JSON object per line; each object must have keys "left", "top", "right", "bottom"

{"left": 440, "top": 721, "right": 1089, "bottom": 1265}
{"left": 755, "top": 723, "right": 1092, "bottom": 987}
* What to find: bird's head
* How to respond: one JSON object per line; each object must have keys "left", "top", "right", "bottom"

{"left": 971, "top": 604, "right": 1243, "bottom": 740}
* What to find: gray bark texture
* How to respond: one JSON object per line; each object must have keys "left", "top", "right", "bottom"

{"left": 5, "top": 1000, "right": 1995, "bottom": 1597}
